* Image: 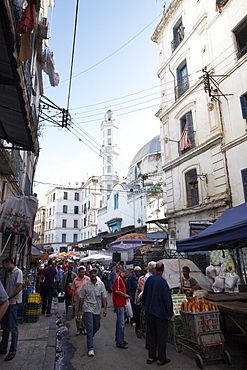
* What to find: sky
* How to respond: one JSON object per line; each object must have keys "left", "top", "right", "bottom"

{"left": 34, "top": 0, "right": 169, "bottom": 205}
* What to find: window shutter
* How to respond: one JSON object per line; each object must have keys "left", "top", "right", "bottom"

{"left": 240, "top": 96, "right": 247, "bottom": 119}
{"left": 241, "top": 168, "right": 247, "bottom": 202}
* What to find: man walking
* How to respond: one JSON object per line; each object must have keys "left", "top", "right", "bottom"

{"left": 42, "top": 259, "right": 57, "bottom": 317}
{"left": 71, "top": 266, "right": 89, "bottom": 335}
{"left": 112, "top": 268, "right": 131, "bottom": 349}
{"left": 0, "top": 258, "right": 23, "bottom": 362}
{"left": 78, "top": 267, "right": 107, "bottom": 357}
{"left": 143, "top": 262, "right": 173, "bottom": 366}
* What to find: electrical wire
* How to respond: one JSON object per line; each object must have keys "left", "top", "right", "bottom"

{"left": 66, "top": 0, "right": 80, "bottom": 112}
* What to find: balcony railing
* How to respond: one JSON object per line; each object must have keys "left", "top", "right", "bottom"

{"left": 171, "top": 28, "right": 184, "bottom": 52}
{"left": 175, "top": 77, "right": 189, "bottom": 100}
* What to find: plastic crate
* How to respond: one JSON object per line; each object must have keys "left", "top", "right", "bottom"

{"left": 28, "top": 294, "right": 41, "bottom": 303}
{"left": 167, "top": 316, "right": 184, "bottom": 344}
{"left": 180, "top": 310, "right": 220, "bottom": 343}
{"left": 22, "top": 290, "right": 29, "bottom": 303}
{"left": 25, "top": 315, "right": 39, "bottom": 323}
{"left": 26, "top": 303, "right": 41, "bottom": 310}
{"left": 26, "top": 309, "right": 41, "bottom": 315}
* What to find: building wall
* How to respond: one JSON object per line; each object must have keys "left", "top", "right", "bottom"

{"left": 152, "top": 0, "right": 247, "bottom": 243}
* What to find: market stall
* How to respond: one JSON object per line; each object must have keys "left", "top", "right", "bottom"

{"left": 176, "top": 202, "right": 247, "bottom": 339}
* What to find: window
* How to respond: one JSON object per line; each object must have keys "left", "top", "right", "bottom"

{"left": 74, "top": 192, "right": 79, "bottom": 201}
{"left": 241, "top": 168, "right": 247, "bottom": 202}
{"left": 48, "top": 220, "right": 51, "bottom": 229}
{"left": 88, "top": 201, "right": 90, "bottom": 209}
{"left": 107, "top": 128, "right": 112, "bottom": 136}
{"left": 179, "top": 111, "right": 195, "bottom": 154}
{"left": 53, "top": 193, "right": 55, "bottom": 201}
{"left": 240, "top": 94, "right": 247, "bottom": 118}
{"left": 185, "top": 169, "right": 199, "bottom": 207}
{"left": 175, "top": 60, "right": 189, "bottom": 99}
{"left": 107, "top": 138, "right": 112, "bottom": 145}
{"left": 107, "top": 165, "right": 111, "bottom": 173}
{"left": 107, "top": 184, "right": 111, "bottom": 191}
{"left": 84, "top": 217, "right": 86, "bottom": 226}
{"left": 63, "top": 205, "right": 67, "bottom": 213}
{"left": 73, "top": 234, "right": 78, "bottom": 243}
{"left": 234, "top": 17, "right": 247, "bottom": 59}
{"left": 114, "top": 193, "right": 119, "bottom": 209}
{"left": 49, "top": 208, "right": 51, "bottom": 216}
{"left": 171, "top": 17, "right": 184, "bottom": 52}
{"left": 62, "top": 234, "right": 66, "bottom": 243}
{"left": 107, "top": 155, "right": 112, "bottom": 163}
{"left": 62, "top": 219, "right": 67, "bottom": 228}
{"left": 74, "top": 206, "right": 79, "bottom": 214}
{"left": 74, "top": 220, "right": 78, "bottom": 228}
{"left": 63, "top": 192, "right": 68, "bottom": 200}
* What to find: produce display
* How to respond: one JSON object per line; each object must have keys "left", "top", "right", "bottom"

{"left": 181, "top": 297, "right": 218, "bottom": 313}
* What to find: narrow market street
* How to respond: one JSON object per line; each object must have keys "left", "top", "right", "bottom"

{"left": 54, "top": 294, "right": 246, "bottom": 370}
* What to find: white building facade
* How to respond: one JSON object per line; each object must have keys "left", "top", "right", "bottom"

{"left": 151, "top": 0, "right": 247, "bottom": 245}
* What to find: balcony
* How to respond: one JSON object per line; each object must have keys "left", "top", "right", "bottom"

{"left": 175, "top": 77, "right": 189, "bottom": 100}
{"left": 171, "top": 28, "right": 184, "bottom": 52}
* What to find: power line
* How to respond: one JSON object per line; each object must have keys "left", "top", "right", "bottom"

{"left": 66, "top": 0, "right": 80, "bottom": 112}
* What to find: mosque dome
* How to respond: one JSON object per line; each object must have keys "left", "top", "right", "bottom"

{"left": 130, "top": 135, "right": 161, "bottom": 167}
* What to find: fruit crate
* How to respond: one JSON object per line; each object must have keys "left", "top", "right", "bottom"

{"left": 180, "top": 310, "right": 220, "bottom": 344}
{"left": 25, "top": 303, "right": 41, "bottom": 316}
{"left": 28, "top": 294, "right": 41, "bottom": 303}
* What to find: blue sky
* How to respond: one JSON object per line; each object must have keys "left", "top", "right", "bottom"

{"left": 34, "top": 0, "right": 167, "bottom": 205}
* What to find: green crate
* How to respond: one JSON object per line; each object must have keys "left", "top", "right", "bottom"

{"left": 25, "top": 315, "right": 39, "bottom": 323}
{"left": 167, "top": 317, "right": 184, "bottom": 345}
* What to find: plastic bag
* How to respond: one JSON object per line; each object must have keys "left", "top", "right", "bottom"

{"left": 125, "top": 298, "right": 133, "bottom": 318}
{"left": 194, "top": 290, "right": 209, "bottom": 298}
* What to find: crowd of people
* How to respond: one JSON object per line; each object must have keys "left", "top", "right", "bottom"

{"left": 0, "top": 256, "right": 202, "bottom": 366}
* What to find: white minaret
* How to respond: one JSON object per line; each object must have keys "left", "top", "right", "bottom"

{"left": 99, "top": 109, "right": 121, "bottom": 206}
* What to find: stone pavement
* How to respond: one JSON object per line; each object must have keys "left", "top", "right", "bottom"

{"left": 0, "top": 300, "right": 57, "bottom": 370}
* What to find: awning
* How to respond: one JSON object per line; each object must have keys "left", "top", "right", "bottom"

{"left": 144, "top": 232, "right": 167, "bottom": 239}
{"left": 176, "top": 203, "right": 247, "bottom": 252}
{"left": 0, "top": 2, "right": 37, "bottom": 152}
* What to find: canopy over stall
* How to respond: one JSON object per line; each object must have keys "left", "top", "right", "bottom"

{"left": 176, "top": 203, "right": 247, "bottom": 282}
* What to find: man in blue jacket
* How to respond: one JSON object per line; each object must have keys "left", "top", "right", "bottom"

{"left": 142, "top": 262, "right": 173, "bottom": 366}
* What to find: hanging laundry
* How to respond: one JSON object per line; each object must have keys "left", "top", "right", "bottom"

{"left": 16, "top": 0, "right": 35, "bottom": 34}
{"left": 42, "top": 47, "right": 60, "bottom": 87}
{"left": 179, "top": 123, "right": 193, "bottom": 152}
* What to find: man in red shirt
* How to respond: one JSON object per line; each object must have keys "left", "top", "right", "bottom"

{"left": 71, "top": 266, "right": 90, "bottom": 335}
{"left": 112, "top": 268, "right": 131, "bottom": 349}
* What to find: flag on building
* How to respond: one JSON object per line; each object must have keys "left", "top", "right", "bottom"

{"left": 179, "top": 123, "right": 192, "bottom": 152}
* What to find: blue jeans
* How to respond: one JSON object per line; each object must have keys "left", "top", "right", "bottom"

{"left": 84, "top": 312, "right": 100, "bottom": 350}
{"left": 0, "top": 304, "right": 18, "bottom": 354}
{"left": 114, "top": 306, "right": 125, "bottom": 345}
